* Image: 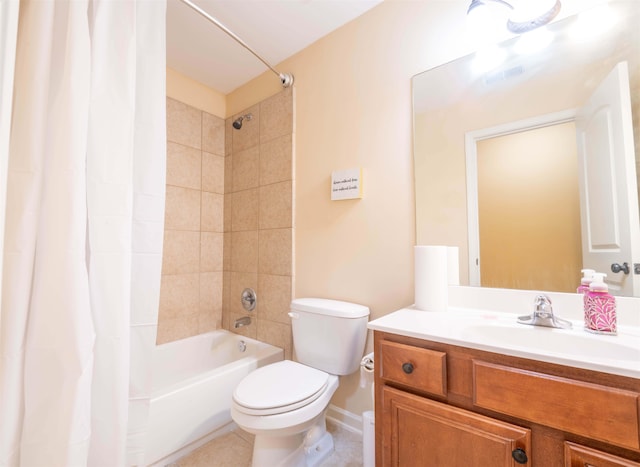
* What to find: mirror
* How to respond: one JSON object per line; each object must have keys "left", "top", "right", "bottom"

{"left": 413, "top": 1, "right": 640, "bottom": 296}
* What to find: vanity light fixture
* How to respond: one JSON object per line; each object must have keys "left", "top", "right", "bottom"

{"left": 467, "top": 0, "right": 562, "bottom": 34}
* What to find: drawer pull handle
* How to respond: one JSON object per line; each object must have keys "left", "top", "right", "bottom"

{"left": 511, "top": 448, "right": 528, "bottom": 464}
{"left": 402, "top": 362, "right": 414, "bottom": 374}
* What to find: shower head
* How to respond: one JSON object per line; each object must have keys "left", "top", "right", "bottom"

{"left": 232, "top": 113, "right": 252, "bottom": 130}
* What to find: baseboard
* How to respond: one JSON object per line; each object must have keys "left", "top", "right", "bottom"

{"left": 326, "top": 404, "right": 365, "bottom": 436}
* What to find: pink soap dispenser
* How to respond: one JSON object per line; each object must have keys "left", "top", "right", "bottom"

{"left": 577, "top": 268, "right": 595, "bottom": 294}
{"left": 583, "top": 273, "right": 617, "bottom": 335}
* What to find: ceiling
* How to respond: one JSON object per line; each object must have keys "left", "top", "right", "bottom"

{"left": 166, "top": 0, "right": 383, "bottom": 95}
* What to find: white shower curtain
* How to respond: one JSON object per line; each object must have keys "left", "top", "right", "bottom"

{"left": 0, "top": 0, "right": 166, "bottom": 465}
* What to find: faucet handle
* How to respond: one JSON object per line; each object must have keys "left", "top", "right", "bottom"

{"left": 533, "top": 294, "right": 553, "bottom": 315}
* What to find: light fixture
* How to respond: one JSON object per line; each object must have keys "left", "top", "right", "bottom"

{"left": 467, "top": 0, "right": 562, "bottom": 34}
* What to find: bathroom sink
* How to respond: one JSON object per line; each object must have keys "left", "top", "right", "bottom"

{"left": 461, "top": 323, "right": 640, "bottom": 362}
{"left": 368, "top": 307, "right": 640, "bottom": 378}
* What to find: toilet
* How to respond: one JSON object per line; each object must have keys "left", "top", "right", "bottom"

{"left": 231, "top": 298, "right": 370, "bottom": 467}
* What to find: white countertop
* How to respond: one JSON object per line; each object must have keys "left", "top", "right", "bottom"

{"left": 368, "top": 307, "right": 640, "bottom": 379}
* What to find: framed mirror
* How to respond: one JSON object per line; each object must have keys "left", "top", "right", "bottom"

{"left": 413, "top": 1, "right": 640, "bottom": 296}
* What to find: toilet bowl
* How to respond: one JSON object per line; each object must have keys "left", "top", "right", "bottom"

{"left": 230, "top": 298, "right": 370, "bottom": 467}
{"left": 231, "top": 361, "right": 339, "bottom": 466}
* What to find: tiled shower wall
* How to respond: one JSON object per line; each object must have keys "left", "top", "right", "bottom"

{"left": 223, "top": 89, "right": 295, "bottom": 360}
{"left": 158, "top": 98, "right": 226, "bottom": 344}
{"left": 159, "top": 89, "right": 294, "bottom": 359}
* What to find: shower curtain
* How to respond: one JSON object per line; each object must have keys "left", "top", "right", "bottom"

{"left": 0, "top": 0, "right": 166, "bottom": 465}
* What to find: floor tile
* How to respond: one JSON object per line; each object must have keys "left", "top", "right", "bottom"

{"left": 175, "top": 419, "right": 363, "bottom": 467}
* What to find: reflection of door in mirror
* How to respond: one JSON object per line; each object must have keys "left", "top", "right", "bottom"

{"left": 576, "top": 61, "right": 640, "bottom": 297}
{"left": 477, "top": 123, "right": 581, "bottom": 292}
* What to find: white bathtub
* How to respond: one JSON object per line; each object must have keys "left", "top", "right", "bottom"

{"left": 144, "top": 330, "right": 284, "bottom": 466}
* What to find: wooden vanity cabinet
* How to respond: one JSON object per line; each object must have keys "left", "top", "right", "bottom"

{"left": 374, "top": 331, "right": 640, "bottom": 467}
{"left": 565, "top": 442, "right": 640, "bottom": 467}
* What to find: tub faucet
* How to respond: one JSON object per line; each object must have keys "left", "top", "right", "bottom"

{"left": 234, "top": 316, "right": 252, "bottom": 328}
{"left": 517, "top": 294, "right": 572, "bottom": 329}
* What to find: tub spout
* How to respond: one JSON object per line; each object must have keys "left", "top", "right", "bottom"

{"left": 234, "top": 316, "right": 251, "bottom": 328}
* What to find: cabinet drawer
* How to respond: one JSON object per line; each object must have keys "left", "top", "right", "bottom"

{"left": 565, "top": 442, "right": 640, "bottom": 467}
{"left": 473, "top": 361, "right": 640, "bottom": 450}
{"left": 380, "top": 340, "right": 446, "bottom": 397}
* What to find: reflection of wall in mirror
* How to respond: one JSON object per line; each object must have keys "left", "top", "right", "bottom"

{"left": 414, "top": 56, "right": 633, "bottom": 290}
{"left": 477, "top": 122, "right": 581, "bottom": 293}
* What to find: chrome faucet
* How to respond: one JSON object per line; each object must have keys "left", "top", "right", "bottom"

{"left": 517, "top": 294, "right": 572, "bottom": 329}
{"left": 234, "top": 316, "right": 252, "bottom": 328}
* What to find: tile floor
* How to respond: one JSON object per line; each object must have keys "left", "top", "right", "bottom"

{"left": 175, "top": 419, "right": 364, "bottom": 467}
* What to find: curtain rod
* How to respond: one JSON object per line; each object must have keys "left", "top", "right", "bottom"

{"left": 177, "top": 0, "right": 294, "bottom": 88}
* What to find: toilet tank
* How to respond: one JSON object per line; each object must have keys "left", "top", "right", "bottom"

{"left": 289, "top": 298, "right": 370, "bottom": 375}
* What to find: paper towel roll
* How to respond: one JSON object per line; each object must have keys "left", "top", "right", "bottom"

{"left": 415, "top": 245, "right": 448, "bottom": 311}
{"left": 447, "top": 246, "right": 460, "bottom": 286}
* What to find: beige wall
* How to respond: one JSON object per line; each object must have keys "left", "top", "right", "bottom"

{"left": 162, "top": 0, "right": 631, "bottom": 419}
{"left": 225, "top": 1, "right": 484, "bottom": 415}
{"left": 167, "top": 68, "right": 226, "bottom": 117}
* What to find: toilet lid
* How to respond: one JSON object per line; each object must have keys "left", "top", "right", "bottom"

{"left": 233, "top": 360, "right": 329, "bottom": 416}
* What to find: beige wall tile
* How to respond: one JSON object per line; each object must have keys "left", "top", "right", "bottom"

{"left": 260, "top": 134, "right": 292, "bottom": 185}
{"left": 258, "top": 273, "right": 292, "bottom": 324}
{"left": 223, "top": 194, "right": 232, "bottom": 233}
{"left": 167, "top": 142, "right": 201, "bottom": 190}
{"left": 231, "top": 188, "right": 259, "bottom": 232}
{"left": 223, "top": 232, "right": 232, "bottom": 271}
{"left": 232, "top": 146, "right": 259, "bottom": 192}
{"left": 229, "top": 271, "right": 258, "bottom": 316}
{"left": 258, "top": 228, "right": 292, "bottom": 276}
{"left": 201, "top": 192, "right": 224, "bottom": 232}
{"left": 158, "top": 273, "right": 200, "bottom": 321}
{"left": 260, "top": 89, "right": 293, "bottom": 144}
{"left": 222, "top": 271, "right": 232, "bottom": 329}
{"left": 231, "top": 230, "right": 258, "bottom": 273}
{"left": 167, "top": 97, "right": 201, "bottom": 149}
{"left": 201, "top": 232, "right": 224, "bottom": 272}
{"left": 199, "top": 271, "right": 223, "bottom": 332}
{"left": 225, "top": 118, "right": 233, "bottom": 156}
{"left": 162, "top": 230, "right": 200, "bottom": 275}
{"left": 257, "top": 320, "right": 292, "bottom": 360}
{"left": 165, "top": 186, "right": 201, "bottom": 231}
{"left": 259, "top": 181, "right": 292, "bottom": 230}
{"left": 224, "top": 154, "right": 233, "bottom": 194}
{"left": 202, "top": 152, "right": 224, "bottom": 194}
{"left": 231, "top": 104, "right": 259, "bottom": 153}
{"left": 202, "top": 112, "right": 225, "bottom": 156}
{"left": 156, "top": 314, "right": 199, "bottom": 345}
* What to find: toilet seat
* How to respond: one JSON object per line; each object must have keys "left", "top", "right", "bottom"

{"left": 233, "top": 360, "right": 330, "bottom": 416}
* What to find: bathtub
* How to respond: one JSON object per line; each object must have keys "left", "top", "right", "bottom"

{"left": 144, "top": 330, "right": 284, "bottom": 466}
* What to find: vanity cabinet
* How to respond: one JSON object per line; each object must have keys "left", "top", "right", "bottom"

{"left": 374, "top": 331, "right": 640, "bottom": 467}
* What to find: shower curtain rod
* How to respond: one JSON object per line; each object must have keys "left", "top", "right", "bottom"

{"left": 178, "top": 0, "right": 294, "bottom": 88}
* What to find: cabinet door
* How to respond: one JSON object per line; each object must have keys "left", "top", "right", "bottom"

{"left": 565, "top": 442, "right": 640, "bottom": 467}
{"left": 382, "top": 386, "right": 531, "bottom": 466}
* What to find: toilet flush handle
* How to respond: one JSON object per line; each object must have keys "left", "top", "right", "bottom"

{"left": 288, "top": 312, "right": 299, "bottom": 319}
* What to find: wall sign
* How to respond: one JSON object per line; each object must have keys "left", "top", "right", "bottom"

{"left": 331, "top": 168, "right": 363, "bottom": 201}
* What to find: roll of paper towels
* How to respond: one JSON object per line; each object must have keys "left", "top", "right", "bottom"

{"left": 447, "top": 246, "right": 460, "bottom": 286}
{"left": 415, "top": 245, "right": 448, "bottom": 312}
